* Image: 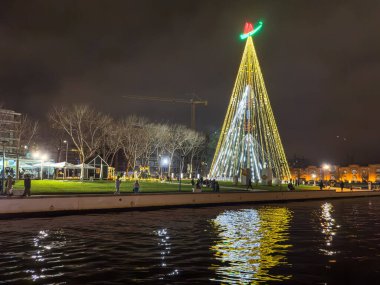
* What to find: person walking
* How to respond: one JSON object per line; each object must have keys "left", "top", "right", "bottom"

{"left": 340, "top": 181, "right": 344, "bottom": 192}
{"left": 195, "top": 180, "right": 202, "bottom": 192}
{"left": 246, "top": 177, "right": 253, "bottom": 190}
{"left": 215, "top": 181, "right": 220, "bottom": 192}
{"left": 287, "top": 182, "right": 295, "bottom": 191}
{"left": 133, "top": 180, "right": 140, "bottom": 193}
{"left": 318, "top": 180, "right": 324, "bottom": 190}
{"left": 211, "top": 179, "right": 216, "bottom": 192}
{"left": 114, "top": 176, "right": 121, "bottom": 194}
{"left": 5, "top": 175, "right": 13, "bottom": 196}
{"left": 22, "top": 174, "right": 31, "bottom": 197}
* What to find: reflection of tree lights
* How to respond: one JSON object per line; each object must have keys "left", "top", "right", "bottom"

{"left": 210, "top": 207, "right": 292, "bottom": 283}
{"left": 319, "top": 202, "right": 340, "bottom": 256}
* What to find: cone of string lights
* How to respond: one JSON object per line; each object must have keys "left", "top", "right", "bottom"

{"left": 209, "top": 21, "right": 291, "bottom": 182}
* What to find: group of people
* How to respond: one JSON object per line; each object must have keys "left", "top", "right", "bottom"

{"left": 0, "top": 175, "right": 31, "bottom": 197}
{"left": 114, "top": 176, "right": 140, "bottom": 194}
{"left": 191, "top": 177, "right": 220, "bottom": 192}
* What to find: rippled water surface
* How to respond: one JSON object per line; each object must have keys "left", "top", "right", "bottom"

{"left": 1, "top": 197, "right": 380, "bottom": 284}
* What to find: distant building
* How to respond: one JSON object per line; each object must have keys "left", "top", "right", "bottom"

{"left": 0, "top": 108, "right": 21, "bottom": 154}
{"left": 290, "top": 164, "right": 380, "bottom": 183}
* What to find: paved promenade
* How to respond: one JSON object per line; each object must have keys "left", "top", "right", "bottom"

{"left": 1, "top": 189, "right": 380, "bottom": 216}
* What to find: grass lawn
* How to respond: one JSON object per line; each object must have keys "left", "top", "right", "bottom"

{"left": 12, "top": 179, "right": 320, "bottom": 195}
{"left": 13, "top": 179, "right": 196, "bottom": 195}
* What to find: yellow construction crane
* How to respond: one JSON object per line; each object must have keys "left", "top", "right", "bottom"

{"left": 122, "top": 95, "right": 208, "bottom": 130}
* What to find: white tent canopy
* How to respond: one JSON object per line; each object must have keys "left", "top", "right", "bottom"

{"left": 32, "top": 162, "right": 58, "bottom": 168}
{"left": 30, "top": 162, "right": 77, "bottom": 168}
{"left": 54, "top": 162, "right": 76, "bottom": 168}
{"left": 74, "top": 163, "right": 96, "bottom": 169}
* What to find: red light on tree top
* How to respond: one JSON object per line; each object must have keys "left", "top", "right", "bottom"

{"left": 243, "top": 22, "right": 254, "bottom": 34}
{"left": 240, "top": 20, "right": 263, "bottom": 40}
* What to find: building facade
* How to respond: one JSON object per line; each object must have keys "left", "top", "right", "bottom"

{"left": 290, "top": 164, "right": 380, "bottom": 183}
{"left": 0, "top": 108, "right": 21, "bottom": 154}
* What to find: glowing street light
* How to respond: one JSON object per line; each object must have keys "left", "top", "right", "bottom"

{"left": 161, "top": 157, "right": 169, "bottom": 166}
{"left": 323, "top": 164, "right": 331, "bottom": 170}
{"left": 32, "top": 151, "right": 40, "bottom": 159}
{"left": 160, "top": 156, "right": 170, "bottom": 178}
{"left": 321, "top": 163, "right": 331, "bottom": 182}
{"left": 311, "top": 173, "right": 317, "bottom": 186}
{"left": 63, "top": 140, "right": 68, "bottom": 162}
{"left": 32, "top": 151, "right": 49, "bottom": 180}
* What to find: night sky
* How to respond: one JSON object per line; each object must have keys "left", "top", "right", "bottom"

{"left": 0, "top": 0, "right": 379, "bottom": 165}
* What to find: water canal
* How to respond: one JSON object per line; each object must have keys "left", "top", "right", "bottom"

{"left": 0, "top": 197, "right": 379, "bottom": 284}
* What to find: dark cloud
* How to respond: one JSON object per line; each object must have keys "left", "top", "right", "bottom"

{"left": 0, "top": 0, "right": 379, "bottom": 164}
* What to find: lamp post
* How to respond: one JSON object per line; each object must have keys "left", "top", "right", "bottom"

{"left": 41, "top": 153, "right": 49, "bottom": 180}
{"left": 63, "top": 140, "right": 68, "bottom": 162}
{"left": 322, "top": 164, "right": 331, "bottom": 183}
{"left": 32, "top": 151, "right": 49, "bottom": 180}
{"left": 160, "top": 156, "right": 169, "bottom": 179}
{"left": 179, "top": 155, "right": 184, "bottom": 192}
{"left": 1, "top": 140, "right": 7, "bottom": 195}
{"left": 311, "top": 173, "right": 317, "bottom": 186}
{"left": 63, "top": 140, "right": 68, "bottom": 179}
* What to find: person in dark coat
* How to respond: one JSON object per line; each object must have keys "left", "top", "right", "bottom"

{"left": 5, "top": 175, "right": 13, "bottom": 196}
{"left": 318, "top": 180, "right": 324, "bottom": 190}
{"left": 133, "top": 180, "right": 140, "bottom": 193}
{"left": 114, "top": 176, "right": 121, "bottom": 194}
{"left": 215, "top": 181, "right": 220, "bottom": 192}
{"left": 246, "top": 177, "right": 253, "bottom": 190}
{"left": 211, "top": 179, "right": 216, "bottom": 192}
{"left": 340, "top": 181, "right": 344, "bottom": 191}
{"left": 22, "top": 174, "right": 31, "bottom": 196}
{"left": 287, "top": 182, "right": 295, "bottom": 191}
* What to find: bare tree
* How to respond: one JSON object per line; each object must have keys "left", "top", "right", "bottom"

{"left": 119, "top": 116, "right": 147, "bottom": 171}
{"left": 14, "top": 115, "right": 38, "bottom": 178}
{"left": 139, "top": 123, "right": 163, "bottom": 167}
{"left": 188, "top": 131, "right": 206, "bottom": 176}
{"left": 163, "top": 124, "right": 189, "bottom": 175}
{"left": 49, "top": 105, "right": 111, "bottom": 179}
{"left": 99, "top": 121, "right": 122, "bottom": 167}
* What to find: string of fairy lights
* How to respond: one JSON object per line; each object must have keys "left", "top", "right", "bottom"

{"left": 209, "top": 22, "right": 291, "bottom": 181}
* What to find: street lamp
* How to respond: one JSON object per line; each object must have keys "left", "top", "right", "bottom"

{"left": 63, "top": 140, "right": 69, "bottom": 180}
{"left": 322, "top": 163, "right": 331, "bottom": 182}
{"left": 160, "top": 156, "right": 169, "bottom": 178}
{"left": 1, "top": 140, "right": 8, "bottom": 195}
{"left": 311, "top": 173, "right": 317, "bottom": 186}
{"left": 32, "top": 151, "right": 49, "bottom": 180}
{"left": 179, "top": 155, "right": 185, "bottom": 192}
{"left": 63, "top": 140, "right": 68, "bottom": 162}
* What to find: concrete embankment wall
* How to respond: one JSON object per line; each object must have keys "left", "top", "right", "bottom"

{"left": 1, "top": 190, "right": 380, "bottom": 216}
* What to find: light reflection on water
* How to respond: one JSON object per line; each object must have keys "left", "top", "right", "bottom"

{"left": 154, "top": 228, "right": 180, "bottom": 279}
{"left": 210, "top": 207, "right": 292, "bottom": 284}
{"left": 318, "top": 202, "right": 340, "bottom": 256}
{"left": 29, "top": 229, "right": 67, "bottom": 282}
{"left": 1, "top": 198, "right": 380, "bottom": 284}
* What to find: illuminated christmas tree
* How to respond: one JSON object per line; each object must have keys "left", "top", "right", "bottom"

{"left": 209, "top": 21, "right": 290, "bottom": 181}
